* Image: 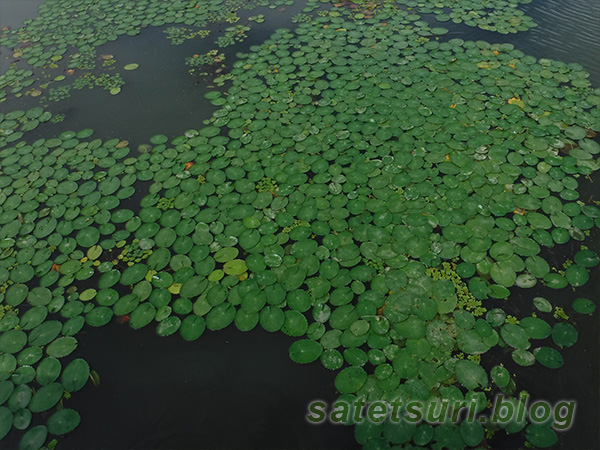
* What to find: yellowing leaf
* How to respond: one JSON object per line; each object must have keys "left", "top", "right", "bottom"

{"left": 87, "top": 245, "right": 103, "bottom": 260}
{"left": 508, "top": 97, "right": 525, "bottom": 108}
{"left": 145, "top": 269, "right": 157, "bottom": 282}
{"left": 168, "top": 283, "right": 182, "bottom": 294}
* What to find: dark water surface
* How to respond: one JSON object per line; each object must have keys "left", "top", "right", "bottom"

{"left": 58, "top": 323, "right": 358, "bottom": 450}
{"left": 0, "top": 0, "right": 42, "bottom": 29}
{"left": 1, "top": 0, "right": 599, "bottom": 449}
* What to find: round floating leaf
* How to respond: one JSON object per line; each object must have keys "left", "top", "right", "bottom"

{"left": 533, "top": 347, "right": 564, "bottom": 369}
{"left": 460, "top": 421, "right": 484, "bottom": 447}
{"left": 18, "top": 425, "right": 48, "bottom": 450}
{"left": 320, "top": 349, "right": 344, "bottom": 370}
{"left": 0, "top": 354, "right": 16, "bottom": 381}
{"left": 120, "top": 263, "right": 149, "bottom": 285}
{"left": 79, "top": 289, "right": 97, "bottom": 302}
{"left": 206, "top": 303, "right": 236, "bottom": 331}
{"left": 156, "top": 316, "right": 181, "bottom": 336}
{"left": 491, "top": 365, "right": 510, "bottom": 388}
{"left": 572, "top": 298, "right": 595, "bottom": 315}
{"left": 501, "top": 323, "right": 530, "bottom": 350}
{"left": 526, "top": 424, "right": 558, "bottom": 448}
{"left": 13, "top": 407, "right": 32, "bottom": 430}
{"left": 129, "top": 303, "right": 156, "bottom": 330}
{"left": 281, "top": 310, "right": 308, "bottom": 337}
{"left": 36, "top": 357, "right": 61, "bottom": 385}
{"left": 289, "top": 339, "right": 323, "bottom": 364}
{"left": 11, "top": 265, "right": 34, "bottom": 284}
{"left": 512, "top": 349, "right": 536, "bottom": 367}
{"left": 520, "top": 317, "right": 552, "bottom": 340}
{"left": 61, "top": 359, "right": 89, "bottom": 393}
{"left": 259, "top": 306, "right": 285, "bottom": 332}
{"left": 223, "top": 259, "right": 247, "bottom": 275}
{"left": 150, "top": 134, "right": 168, "bottom": 145}
{"left": 454, "top": 359, "right": 488, "bottom": 390}
{"left": 76, "top": 227, "right": 100, "bottom": 247}
{"left": 214, "top": 247, "right": 239, "bottom": 263}
{"left": 124, "top": 63, "right": 139, "bottom": 71}
{"left": 46, "top": 337, "right": 78, "bottom": 358}
{"left": 28, "top": 382, "right": 63, "bottom": 412}
{"left": 27, "top": 287, "right": 52, "bottom": 307}
{"left": 29, "top": 321, "right": 62, "bottom": 347}
{"left": 489, "top": 261, "right": 516, "bottom": 287}
{"left": 533, "top": 297, "right": 552, "bottom": 313}
{"left": 574, "top": 249, "right": 600, "bottom": 268}
{"left": 0, "top": 407, "right": 11, "bottom": 440}
{"left": 179, "top": 316, "right": 205, "bottom": 341}
{"left": 564, "top": 126, "right": 586, "bottom": 140}
{"left": 552, "top": 322, "right": 578, "bottom": 347}
{"left": 0, "top": 330, "right": 27, "bottom": 354}
{"left": 20, "top": 306, "right": 48, "bottom": 330}
{"left": 565, "top": 264, "right": 589, "bottom": 287}
{"left": 334, "top": 366, "right": 367, "bottom": 394}
{"left": 47, "top": 408, "right": 81, "bottom": 435}
{"left": 0, "top": 380, "right": 14, "bottom": 404}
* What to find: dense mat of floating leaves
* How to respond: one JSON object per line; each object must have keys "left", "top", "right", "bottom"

{"left": 2, "top": 4, "right": 600, "bottom": 450}
{"left": 329, "top": 0, "right": 539, "bottom": 33}
{"left": 1, "top": 0, "right": 541, "bottom": 103}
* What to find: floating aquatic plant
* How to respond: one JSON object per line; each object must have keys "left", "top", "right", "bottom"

{"left": 0, "top": 1, "right": 599, "bottom": 450}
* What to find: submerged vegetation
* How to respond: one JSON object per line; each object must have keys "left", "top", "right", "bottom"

{"left": 0, "top": 0, "right": 599, "bottom": 449}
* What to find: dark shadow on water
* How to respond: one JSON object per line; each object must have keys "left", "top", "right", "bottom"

{"left": 52, "top": 322, "right": 359, "bottom": 450}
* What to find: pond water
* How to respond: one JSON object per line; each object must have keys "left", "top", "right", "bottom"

{"left": 0, "top": 0, "right": 599, "bottom": 449}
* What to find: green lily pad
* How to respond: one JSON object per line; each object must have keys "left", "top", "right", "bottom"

{"left": 0, "top": 406, "right": 11, "bottom": 439}
{"left": 552, "top": 322, "right": 578, "bottom": 347}
{"left": 61, "top": 358, "right": 90, "bottom": 392}
{"left": 0, "top": 330, "right": 27, "bottom": 354}
{"left": 533, "top": 347, "right": 564, "bottom": 368}
{"left": 320, "top": 350, "right": 344, "bottom": 370}
{"left": 46, "top": 337, "right": 78, "bottom": 358}
{"left": 501, "top": 323, "right": 530, "bottom": 350}
{"left": 120, "top": 263, "right": 149, "bottom": 285}
{"left": 85, "top": 306, "right": 113, "bottom": 327}
{"left": 28, "top": 382, "right": 63, "bottom": 412}
{"left": 334, "top": 367, "right": 367, "bottom": 394}
{"left": 533, "top": 297, "right": 553, "bottom": 313}
{"left": 20, "top": 306, "right": 48, "bottom": 330}
{"left": 18, "top": 425, "right": 48, "bottom": 450}
{"left": 520, "top": 317, "right": 552, "bottom": 340}
{"left": 526, "top": 424, "right": 558, "bottom": 448}
{"left": 214, "top": 247, "right": 239, "bottom": 263}
{"left": 289, "top": 339, "right": 323, "bottom": 364}
{"left": 206, "top": 303, "right": 236, "bottom": 331}
{"left": 490, "top": 365, "right": 510, "bottom": 388}
{"left": 0, "top": 354, "right": 17, "bottom": 381}
{"left": 179, "top": 316, "right": 205, "bottom": 341}
{"left": 572, "top": 297, "right": 595, "bottom": 315}
{"left": 47, "top": 408, "right": 81, "bottom": 435}
{"left": 223, "top": 259, "right": 247, "bottom": 275}
{"left": 129, "top": 303, "right": 156, "bottom": 330}
{"left": 454, "top": 359, "right": 488, "bottom": 390}
{"left": 36, "top": 357, "right": 62, "bottom": 385}
{"left": 564, "top": 126, "right": 586, "bottom": 140}
{"left": 259, "top": 306, "right": 285, "bottom": 332}
{"left": 156, "top": 316, "right": 181, "bottom": 336}
{"left": 565, "top": 264, "right": 589, "bottom": 287}
{"left": 489, "top": 261, "right": 516, "bottom": 287}
{"left": 460, "top": 421, "right": 484, "bottom": 447}
{"left": 76, "top": 227, "right": 100, "bottom": 247}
